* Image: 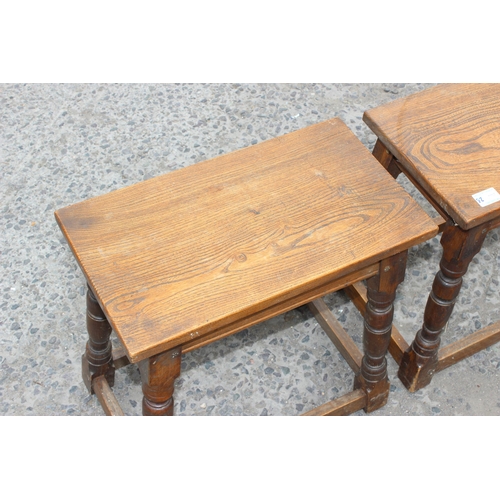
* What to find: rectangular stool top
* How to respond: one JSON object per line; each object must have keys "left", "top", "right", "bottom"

{"left": 364, "top": 83, "right": 500, "bottom": 230}
{"left": 56, "top": 118, "right": 437, "bottom": 362}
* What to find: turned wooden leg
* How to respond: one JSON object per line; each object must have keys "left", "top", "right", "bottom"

{"left": 139, "top": 347, "right": 182, "bottom": 416}
{"left": 354, "top": 251, "right": 407, "bottom": 412}
{"left": 82, "top": 284, "right": 115, "bottom": 394}
{"left": 398, "top": 223, "right": 490, "bottom": 391}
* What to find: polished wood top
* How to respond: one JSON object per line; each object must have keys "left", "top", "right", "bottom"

{"left": 364, "top": 83, "right": 500, "bottom": 230}
{"left": 55, "top": 118, "right": 437, "bottom": 362}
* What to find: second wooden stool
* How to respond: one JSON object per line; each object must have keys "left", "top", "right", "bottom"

{"left": 362, "top": 83, "right": 500, "bottom": 392}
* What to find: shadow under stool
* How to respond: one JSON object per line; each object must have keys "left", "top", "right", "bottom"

{"left": 359, "top": 83, "right": 500, "bottom": 392}
{"left": 55, "top": 118, "right": 437, "bottom": 415}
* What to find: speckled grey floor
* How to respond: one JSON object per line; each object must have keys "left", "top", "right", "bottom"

{"left": 1, "top": 83, "right": 499, "bottom": 416}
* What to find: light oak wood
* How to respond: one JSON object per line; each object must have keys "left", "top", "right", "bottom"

{"left": 56, "top": 118, "right": 437, "bottom": 364}
{"left": 364, "top": 84, "right": 500, "bottom": 230}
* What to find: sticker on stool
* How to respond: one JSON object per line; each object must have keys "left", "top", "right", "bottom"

{"left": 472, "top": 187, "right": 500, "bottom": 207}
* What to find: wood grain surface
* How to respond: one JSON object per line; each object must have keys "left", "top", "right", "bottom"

{"left": 55, "top": 118, "right": 437, "bottom": 362}
{"left": 363, "top": 83, "right": 500, "bottom": 229}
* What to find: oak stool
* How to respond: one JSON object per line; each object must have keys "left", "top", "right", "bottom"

{"left": 362, "top": 83, "right": 500, "bottom": 392}
{"left": 55, "top": 118, "right": 437, "bottom": 415}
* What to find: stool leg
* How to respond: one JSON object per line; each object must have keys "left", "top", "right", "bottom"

{"left": 82, "top": 284, "right": 115, "bottom": 394}
{"left": 139, "top": 347, "right": 182, "bottom": 416}
{"left": 398, "top": 223, "right": 489, "bottom": 391}
{"left": 354, "top": 251, "right": 407, "bottom": 412}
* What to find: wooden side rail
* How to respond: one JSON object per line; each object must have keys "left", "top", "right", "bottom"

{"left": 93, "top": 376, "right": 124, "bottom": 416}
{"left": 112, "top": 344, "right": 131, "bottom": 369}
{"left": 308, "top": 297, "right": 362, "bottom": 372}
{"left": 437, "top": 321, "right": 500, "bottom": 372}
{"left": 302, "top": 389, "right": 367, "bottom": 416}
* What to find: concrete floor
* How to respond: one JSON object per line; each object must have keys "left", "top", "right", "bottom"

{"left": 1, "top": 83, "right": 499, "bottom": 416}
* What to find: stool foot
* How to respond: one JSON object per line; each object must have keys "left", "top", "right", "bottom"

{"left": 354, "top": 376, "right": 390, "bottom": 413}
{"left": 397, "top": 345, "right": 438, "bottom": 392}
{"left": 83, "top": 284, "right": 115, "bottom": 394}
{"left": 139, "top": 347, "right": 182, "bottom": 416}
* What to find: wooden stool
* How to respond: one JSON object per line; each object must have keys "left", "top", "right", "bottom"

{"left": 55, "top": 118, "right": 437, "bottom": 415}
{"left": 362, "top": 83, "right": 500, "bottom": 392}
